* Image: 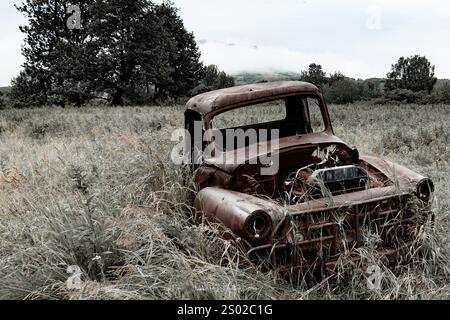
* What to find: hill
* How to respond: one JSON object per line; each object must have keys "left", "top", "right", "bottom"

{"left": 0, "top": 87, "right": 11, "bottom": 94}
{"left": 232, "top": 71, "right": 301, "bottom": 85}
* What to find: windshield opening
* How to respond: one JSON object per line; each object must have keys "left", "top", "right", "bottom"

{"left": 210, "top": 95, "right": 326, "bottom": 152}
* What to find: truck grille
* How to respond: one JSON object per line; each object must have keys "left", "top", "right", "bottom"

{"left": 249, "top": 193, "right": 419, "bottom": 271}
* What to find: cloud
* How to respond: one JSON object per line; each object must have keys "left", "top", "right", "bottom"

{"left": 198, "top": 41, "right": 380, "bottom": 79}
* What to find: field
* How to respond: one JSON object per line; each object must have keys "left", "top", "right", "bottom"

{"left": 0, "top": 103, "right": 449, "bottom": 300}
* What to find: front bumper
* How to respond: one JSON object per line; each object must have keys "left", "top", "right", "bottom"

{"left": 247, "top": 186, "right": 426, "bottom": 273}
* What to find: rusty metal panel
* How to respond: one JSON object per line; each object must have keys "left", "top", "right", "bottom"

{"left": 194, "top": 187, "right": 285, "bottom": 243}
{"left": 203, "top": 133, "right": 349, "bottom": 174}
{"left": 361, "top": 156, "right": 434, "bottom": 198}
{"left": 249, "top": 192, "right": 417, "bottom": 271}
{"left": 186, "top": 81, "right": 319, "bottom": 116}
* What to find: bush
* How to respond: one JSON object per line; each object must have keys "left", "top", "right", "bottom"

{"left": 0, "top": 90, "right": 10, "bottom": 109}
{"left": 323, "top": 78, "right": 362, "bottom": 104}
{"left": 360, "top": 79, "right": 384, "bottom": 100}
{"left": 9, "top": 71, "right": 49, "bottom": 108}
{"left": 432, "top": 82, "right": 450, "bottom": 103}
{"left": 381, "top": 127, "right": 413, "bottom": 152}
{"left": 382, "top": 89, "right": 426, "bottom": 104}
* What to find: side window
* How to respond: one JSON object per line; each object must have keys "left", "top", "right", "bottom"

{"left": 304, "top": 97, "right": 325, "bottom": 133}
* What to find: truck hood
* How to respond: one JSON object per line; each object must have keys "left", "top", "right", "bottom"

{"left": 204, "top": 132, "right": 350, "bottom": 174}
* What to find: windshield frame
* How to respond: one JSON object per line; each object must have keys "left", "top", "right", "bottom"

{"left": 201, "top": 92, "right": 333, "bottom": 155}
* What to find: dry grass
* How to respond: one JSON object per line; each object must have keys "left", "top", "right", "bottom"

{"left": 0, "top": 103, "right": 449, "bottom": 300}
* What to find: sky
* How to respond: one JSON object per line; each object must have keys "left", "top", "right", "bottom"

{"left": 1, "top": 0, "right": 450, "bottom": 86}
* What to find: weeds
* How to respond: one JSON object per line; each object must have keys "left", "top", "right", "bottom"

{"left": 0, "top": 104, "right": 449, "bottom": 299}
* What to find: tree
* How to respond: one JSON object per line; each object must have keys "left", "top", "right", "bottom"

{"left": 300, "top": 63, "right": 327, "bottom": 87}
{"left": 88, "top": 0, "right": 169, "bottom": 105}
{"left": 151, "top": 2, "right": 204, "bottom": 99}
{"left": 203, "top": 65, "right": 234, "bottom": 88}
{"left": 13, "top": 0, "right": 204, "bottom": 106}
{"left": 216, "top": 70, "right": 235, "bottom": 89}
{"left": 323, "top": 78, "right": 362, "bottom": 104}
{"left": 14, "top": 0, "right": 98, "bottom": 107}
{"left": 328, "top": 72, "right": 345, "bottom": 85}
{"left": 202, "top": 65, "right": 220, "bottom": 88}
{"left": 192, "top": 65, "right": 235, "bottom": 95}
{"left": 385, "top": 55, "right": 437, "bottom": 92}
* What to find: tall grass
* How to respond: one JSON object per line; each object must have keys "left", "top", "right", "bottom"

{"left": 0, "top": 103, "right": 449, "bottom": 299}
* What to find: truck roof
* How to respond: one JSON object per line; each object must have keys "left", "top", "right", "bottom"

{"left": 186, "top": 81, "right": 319, "bottom": 116}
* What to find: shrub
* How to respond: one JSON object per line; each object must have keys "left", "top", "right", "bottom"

{"left": 26, "top": 120, "right": 68, "bottom": 139}
{"left": 381, "top": 127, "right": 413, "bottom": 152}
{"left": 432, "top": 82, "right": 450, "bottom": 103}
{"left": 323, "top": 78, "right": 362, "bottom": 104}
{"left": 383, "top": 89, "right": 423, "bottom": 103}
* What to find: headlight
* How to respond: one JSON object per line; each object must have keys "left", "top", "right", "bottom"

{"left": 417, "top": 179, "right": 434, "bottom": 200}
{"left": 246, "top": 210, "right": 272, "bottom": 241}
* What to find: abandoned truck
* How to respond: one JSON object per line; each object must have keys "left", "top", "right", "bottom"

{"left": 184, "top": 81, "right": 434, "bottom": 273}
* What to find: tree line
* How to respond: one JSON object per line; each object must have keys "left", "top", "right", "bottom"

{"left": 299, "top": 55, "right": 450, "bottom": 104}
